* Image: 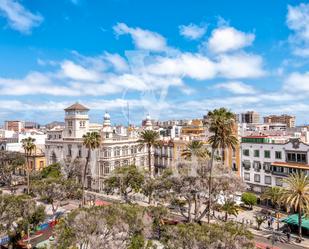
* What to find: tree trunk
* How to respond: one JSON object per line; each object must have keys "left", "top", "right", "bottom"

{"left": 298, "top": 205, "right": 302, "bottom": 242}
{"left": 207, "top": 147, "right": 215, "bottom": 223}
{"left": 148, "top": 144, "right": 152, "bottom": 178}
{"left": 225, "top": 212, "right": 228, "bottom": 222}
{"left": 82, "top": 149, "right": 91, "bottom": 206}
{"left": 26, "top": 153, "right": 30, "bottom": 195}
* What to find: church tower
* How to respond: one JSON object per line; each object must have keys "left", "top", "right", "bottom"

{"left": 64, "top": 103, "right": 89, "bottom": 139}
{"left": 144, "top": 114, "right": 153, "bottom": 130}
{"left": 102, "top": 112, "right": 113, "bottom": 139}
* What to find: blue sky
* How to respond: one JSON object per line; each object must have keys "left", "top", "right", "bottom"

{"left": 0, "top": 0, "right": 309, "bottom": 125}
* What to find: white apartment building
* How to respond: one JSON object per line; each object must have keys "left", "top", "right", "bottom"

{"left": 241, "top": 135, "right": 309, "bottom": 193}
{"left": 45, "top": 103, "right": 150, "bottom": 192}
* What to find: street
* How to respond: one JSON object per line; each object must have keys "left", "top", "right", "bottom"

{"left": 254, "top": 235, "right": 307, "bottom": 249}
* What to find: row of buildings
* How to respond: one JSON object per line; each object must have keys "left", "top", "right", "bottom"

{"left": 0, "top": 104, "right": 306, "bottom": 196}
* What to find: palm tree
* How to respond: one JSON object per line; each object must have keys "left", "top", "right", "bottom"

{"left": 181, "top": 140, "right": 210, "bottom": 160}
{"left": 221, "top": 200, "right": 238, "bottom": 221}
{"left": 206, "top": 108, "right": 238, "bottom": 223}
{"left": 82, "top": 132, "right": 101, "bottom": 206}
{"left": 21, "top": 137, "right": 36, "bottom": 195}
{"left": 282, "top": 172, "right": 309, "bottom": 241}
{"left": 137, "top": 130, "right": 160, "bottom": 177}
{"left": 262, "top": 187, "right": 283, "bottom": 230}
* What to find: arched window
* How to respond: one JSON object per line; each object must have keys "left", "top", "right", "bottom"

{"left": 104, "top": 162, "right": 110, "bottom": 175}
{"left": 51, "top": 152, "right": 57, "bottom": 164}
{"left": 114, "top": 161, "right": 120, "bottom": 169}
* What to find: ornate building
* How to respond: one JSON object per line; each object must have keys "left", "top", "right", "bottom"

{"left": 45, "top": 103, "right": 150, "bottom": 192}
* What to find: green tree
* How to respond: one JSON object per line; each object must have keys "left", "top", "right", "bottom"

{"left": 262, "top": 186, "right": 283, "bottom": 230}
{"left": 0, "top": 151, "right": 25, "bottom": 192}
{"left": 138, "top": 130, "right": 160, "bottom": 177}
{"left": 162, "top": 222, "right": 254, "bottom": 249}
{"left": 282, "top": 173, "right": 309, "bottom": 241}
{"left": 0, "top": 194, "right": 46, "bottom": 247}
{"left": 54, "top": 204, "right": 148, "bottom": 249}
{"left": 82, "top": 131, "right": 101, "bottom": 206}
{"left": 104, "top": 165, "right": 144, "bottom": 203}
{"left": 40, "top": 163, "right": 62, "bottom": 179}
{"left": 32, "top": 177, "right": 81, "bottom": 214}
{"left": 255, "top": 215, "right": 266, "bottom": 230}
{"left": 181, "top": 141, "right": 209, "bottom": 160}
{"left": 21, "top": 137, "right": 36, "bottom": 195}
{"left": 241, "top": 192, "right": 257, "bottom": 210}
{"left": 206, "top": 108, "right": 238, "bottom": 223}
{"left": 221, "top": 201, "right": 239, "bottom": 222}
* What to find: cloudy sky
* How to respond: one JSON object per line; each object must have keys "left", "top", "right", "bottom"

{"left": 0, "top": 0, "right": 308, "bottom": 125}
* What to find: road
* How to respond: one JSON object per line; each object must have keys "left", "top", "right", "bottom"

{"left": 254, "top": 235, "right": 306, "bottom": 249}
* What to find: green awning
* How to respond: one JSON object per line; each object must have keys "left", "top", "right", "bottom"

{"left": 281, "top": 214, "right": 309, "bottom": 229}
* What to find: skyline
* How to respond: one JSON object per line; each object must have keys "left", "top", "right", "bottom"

{"left": 0, "top": 0, "right": 309, "bottom": 124}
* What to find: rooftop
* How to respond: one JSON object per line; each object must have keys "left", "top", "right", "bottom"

{"left": 64, "top": 102, "right": 89, "bottom": 111}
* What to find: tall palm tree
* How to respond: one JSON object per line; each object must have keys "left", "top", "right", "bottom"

{"left": 221, "top": 200, "right": 238, "bottom": 222}
{"left": 262, "top": 187, "right": 283, "bottom": 230}
{"left": 282, "top": 172, "right": 309, "bottom": 241}
{"left": 21, "top": 137, "right": 36, "bottom": 195}
{"left": 137, "top": 130, "right": 160, "bottom": 177}
{"left": 82, "top": 131, "right": 101, "bottom": 206}
{"left": 206, "top": 108, "right": 238, "bottom": 223}
{"left": 181, "top": 140, "right": 210, "bottom": 160}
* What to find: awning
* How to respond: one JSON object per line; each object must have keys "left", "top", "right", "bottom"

{"left": 281, "top": 214, "right": 309, "bottom": 229}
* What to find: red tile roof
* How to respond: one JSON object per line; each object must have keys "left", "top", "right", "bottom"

{"left": 64, "top": 102, "right": 89, "bottom": 111}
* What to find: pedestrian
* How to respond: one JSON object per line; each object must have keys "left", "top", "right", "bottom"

{"left": 286, "top": 226, "right": 291, "bottom": 242}
{"left": 267, "top": 218, "right": 271, "bottom": 229}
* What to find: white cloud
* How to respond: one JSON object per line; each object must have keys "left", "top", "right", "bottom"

{"left": 214, "top": 81, "right": 256, "bottom": 94}
{"left": 0, "top": 0, "right": 43, "bottom": 33}
{"left": 179, "top": 23, "right": 207, "bottom": 40}
{"left": 104, "top": 52, "right": 129, "bottom": 72}
{"left": 207, "top": 26, "right": 255, "bottom": 53}
{"left": 217, "top": 53, "right": 265, "bottom": 79}
{"left": 283, "top": 72, "right": 309, "bottom": 93}
{"left": 286, "top": 3, "right": 309, "bottom": 56}
{"left": 113, "top": 22, "right": 167, "bottom": 51}
{"left": 145, "top": 53, "right": 217, "bottom": 80}
{"left": 60, "top": 60, "right": 102, "bottom": 82}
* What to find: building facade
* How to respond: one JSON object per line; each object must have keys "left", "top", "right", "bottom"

{"left": 4, "top": 121, "right": 24, "bottom": 132}
{"left": 45, "top": 103, "right": 150, "bottom": 192}
{"left": 263, "top": 114, "right": 296, "bottom": 128}
{"left": 241, "top": 135, "right": 309, "bottom": 193}
{"left": 241, "top": 111, "right": 260, "bottom": 124}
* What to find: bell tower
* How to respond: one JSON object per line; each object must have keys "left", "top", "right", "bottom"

{"left": 64, "top": 103, "right": 89, "bottom": 139}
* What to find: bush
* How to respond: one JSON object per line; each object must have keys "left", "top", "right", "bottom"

{"left": 241, "top": 192, "right": 257, "bottom": 209}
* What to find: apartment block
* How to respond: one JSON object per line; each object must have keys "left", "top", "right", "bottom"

{"left": 263, "top": 114, "right": 296, "bottom": 128}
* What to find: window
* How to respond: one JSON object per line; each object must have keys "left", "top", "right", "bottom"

{"left": 263, "top": 162, "right": 271, "bottom": 172}
{"left": 68, "top": 121, "right": 73, "bottom": 127}
{"left": 253, "top": 161, "right": 261, "bottom": 172}
{"left": 68, "top": 145, "right": 72, "bottom": 157}
{"left": 265, "top": 176, "right": 272, "bottom": 185}
{"left": 264, "top": 150, "right": 270, "bottom": 158}
{"left": 78, "top": 146, "right": 82, "bottom": 157}
{"left": 232, "top": 162, "right": 237, "bottom": 171}
{"left": 39, "top": 161, "right": 44, "bottom": 169}
{"left": 243, "top": 149, "right": 249, "bottom": 156}
{"left": 242, "top": 161, "right": 251, "bottom": 170}
{"left": 244, "top": 173, "right": 250, "bottom": 181}
{"left": 287, "top": 152, "right": 307, "bottom": 163}
{"left": 114, "top": 161, "right": 120, "bottom": 169}
{"left": 275, "top": 151, "right": 282, "bottom": 159}
{"left": 104, "top": 162, "right": 110, "bottom": 175}
{"left": 232, "top": 148, "right": 236, "bottom": 157}
{"left": 254, "top": 150, "right": 260, "bottom": 157}
{"left": 254, "top": 174, "right": 260, "bottom": 183}
{"left": 276, "top": 177, "right": 283, "bottom": 186}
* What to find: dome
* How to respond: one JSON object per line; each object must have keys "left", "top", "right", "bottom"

{"left": 146, "top": 113, "right": 151, "bottom": 120}
{"left": 104, "top": 112, "right": 110, "bottom": 120}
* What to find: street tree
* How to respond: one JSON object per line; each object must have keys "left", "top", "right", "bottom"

{"left": 137, "top": 130, "right": 160, "bottom": 177}
{"left": 0, "top": 151, "right": 25, "bottom": 192}
{"left": 241, "top": 192, "right": 257, "bottom": 210}
{"left": 161, "top": 222, "right": 254, "bottom": 249}
{"left": 282, "top": 172, "right": 309, "bottom": 241}
{"left": 32, "top": 177, "right": 81, "bottom": 215}
{"left": 206, "top": 108, "right": 238, "bottom": 223}
{"left": 104, "top": 165, "right": 144, "bottom": 203}
{"left": 21, "top": 137, "right": 36, "bottom": 195}
{"left": 221, "top": 200, "right": 239, "bottom": 222}
{"left": 82, "top": 131, "right": 101, "bottom": 206}
{"left": 255, "top": 215, "right": 266, "bottom": 230}
{"left": 54, "top": 204, "right": 150, "bottom": 249}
